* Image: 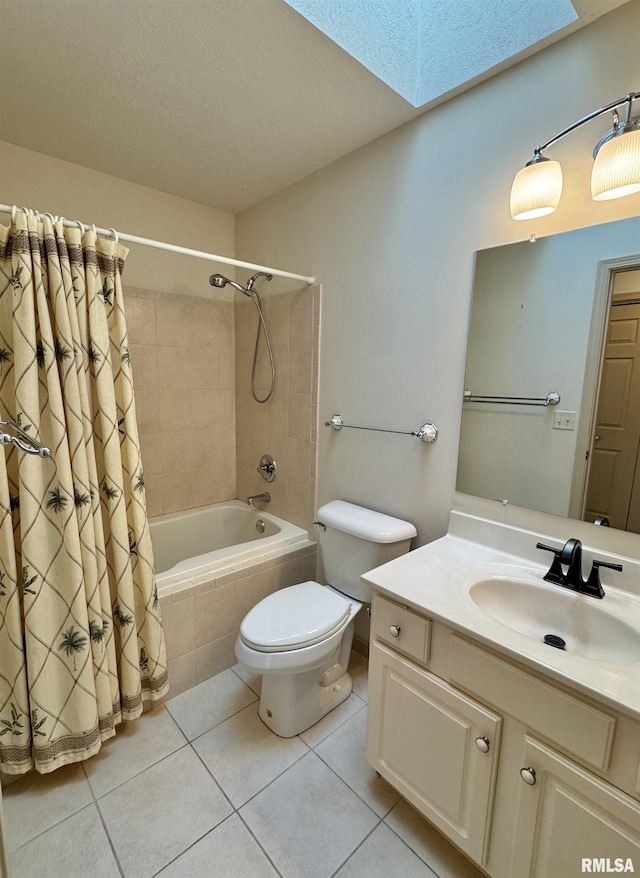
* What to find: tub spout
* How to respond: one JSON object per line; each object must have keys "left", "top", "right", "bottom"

{"left": 247, "top": 492, "right": 271, "bottom": 507}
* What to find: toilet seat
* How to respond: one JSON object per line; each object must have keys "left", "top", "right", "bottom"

{"left": 240, "top": 581, "right": 352, "bottom": 653}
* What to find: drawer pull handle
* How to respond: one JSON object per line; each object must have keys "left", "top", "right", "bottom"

{"left": 475, "top": 736, "right": 490, "bottom": 753}
{"left": 520, "top": 767, "right": 537, "bottom": 785}
{"left": 388, "top": 625, "right": 401, "bottom": 638}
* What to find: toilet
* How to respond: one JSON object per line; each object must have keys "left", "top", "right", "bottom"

{"left": 235, "top": 500, "right": 416, "bottom": 737}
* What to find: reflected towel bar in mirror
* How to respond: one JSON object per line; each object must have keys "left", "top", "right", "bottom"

{"left": 463, "top": 391, "right": 560, "bottom": 407}
{"left": 325, "top": 414, "right": 438, "bottom": 443}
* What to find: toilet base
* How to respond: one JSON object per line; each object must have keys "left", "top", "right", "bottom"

{"left": 255, "top": 619, "right": 356, "bottom": 737}
{"left": 258, "top": 663, "right": 353, "bottom": 737}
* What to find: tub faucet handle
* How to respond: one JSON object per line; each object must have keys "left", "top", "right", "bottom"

{"left": 257, "top": 454, "right": 277, "bottom": 482}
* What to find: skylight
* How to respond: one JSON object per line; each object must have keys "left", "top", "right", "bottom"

{"left": 284, "top": 0, "right": 578, "bottom": 108}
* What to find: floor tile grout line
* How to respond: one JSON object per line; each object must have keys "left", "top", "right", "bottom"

{"left": 149, "top": 811, "right": 241, "bottom": 878}
{"left": 81, "top": 759, "right": 127, "bottom": 878}
{"left": 299, "top": 694, "right": 367, "bottom": 750}
{"left": 327, "top": 816, "right": 384, "bottom": 878}
{"left": 230, "top": 664, "right": 262, "bottom": 696}
{"left": 4, "top": 762, "right": 103, "bottom": 858}
{"left": 235, "top": 809, "right": 287, "bottom": 878}
{"left": 191, "top": 719, "right": 313, "bottom": 813}
{"left": 93, "top": 692, "right": 371, "bottom": 870}
{"left": 311, "top": 744, "right": 392, "bottom": 823}
{"left": 187, "top": 738, "right": 247, "bottom": 813}
{"left": 231, "top": 744, "right": 312, "bottom": 810}
{"left": 93, "top": 798, "right": 127, "bottom": 878}
{"left": 381, "top": 811, "right": 446, "bottom": 878}
{"left": 165, "top": 686, "right": 260, "bottom": 741}
{"left": 90, "top": 739, "right": 192, "bottom": 802}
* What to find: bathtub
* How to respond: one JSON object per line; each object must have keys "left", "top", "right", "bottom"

{"left": 150, "top": 500, "right": 312, "bottom": 596}
{"left": 150, "top": 501, "right": 317, "bottom": 694}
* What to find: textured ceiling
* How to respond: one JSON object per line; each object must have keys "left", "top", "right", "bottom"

{"left": 0, "top": 0, "right": 630, "bottom": 214}
{"left": 285, "top": 0, "right": 578, "bottom": 106}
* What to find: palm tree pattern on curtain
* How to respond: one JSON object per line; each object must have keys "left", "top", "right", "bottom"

{"left": 0, "top": 212, "right": 168, "bottom": 774}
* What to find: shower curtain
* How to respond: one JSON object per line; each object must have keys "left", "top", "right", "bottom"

{"left": 0, "top": 212, "right": 168, "bottom": 775}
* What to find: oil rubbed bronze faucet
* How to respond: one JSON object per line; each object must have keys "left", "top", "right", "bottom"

{"left": 536, "top": 538, "right": 623, "bottom": 599}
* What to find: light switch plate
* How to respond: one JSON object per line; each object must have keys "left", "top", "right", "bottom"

{"left": 553, "top": 410, "right": 576, "bottom": 431}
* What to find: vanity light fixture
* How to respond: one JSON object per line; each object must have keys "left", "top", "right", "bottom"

{"left": 510, "top": 91, "right": 640, "bottom": 220}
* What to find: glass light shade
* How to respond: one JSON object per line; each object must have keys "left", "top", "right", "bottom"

{"left": 510, "top": 159, "right": 563, "bottom": 220}
{"left": 591, "top": 127, "right": 640, "bottom": 200}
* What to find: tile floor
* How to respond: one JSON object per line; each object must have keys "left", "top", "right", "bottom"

{"left": 3, "top": 654, "right": 483, "bottom": 878}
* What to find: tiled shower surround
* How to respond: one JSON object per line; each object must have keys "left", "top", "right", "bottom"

{"left": 235, "top": 284, "right": 320, "bottom": 536}
{"left": 124, "top": 283, "right": 319, "bottom": 531}
{"left": 124, "top": 286, "right": 237, "bottom": 518}
{"left": 123, "top": 283, "right": 320, "bottom": 693}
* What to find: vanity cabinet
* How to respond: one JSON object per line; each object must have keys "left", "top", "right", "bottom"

{"left": 507, "top": 736, "right": 640, "bottom": 877}
{"left": 367, "top": 643, "right": 501, "bottom": 864}
{"left": 367, "top": 593, "right": 640, "bottom": 878}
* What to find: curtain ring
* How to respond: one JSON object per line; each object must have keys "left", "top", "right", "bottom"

{"left": 92, "top": 224, "right": 97, "bottom": 236}
{"left": 11, "top": 205, "right": 16, "bottom": 220}
{"left": 109, "top": 228, "right": 119, "bottom": 246}
{"left": 74, "top": 220, "right": 85, "bottom": 235}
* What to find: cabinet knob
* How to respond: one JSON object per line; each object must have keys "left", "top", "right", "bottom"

{"left": 388, "top": 625, "right": 401, "bottom": 638}
{"left": 520, "top": 767, "right": 537, "bottom": 785}
{"left": 475, "top": 736, "right": 490, "bottom": 753}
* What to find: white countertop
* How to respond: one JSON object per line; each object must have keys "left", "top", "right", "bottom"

{"left": 362, "top": 514, "right": 640, "bottom": 722}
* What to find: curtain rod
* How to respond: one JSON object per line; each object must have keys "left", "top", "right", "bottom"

{"left": 0, "top": 203, "right": 316, "bottom": 285}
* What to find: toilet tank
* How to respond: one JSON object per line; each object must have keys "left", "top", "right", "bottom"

{"left": 316, "top": 501, "right": 417, "bottom": 602}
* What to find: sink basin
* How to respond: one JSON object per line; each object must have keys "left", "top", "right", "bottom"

{"left": 469, "top": 577, "right": 640, "bottom": 664}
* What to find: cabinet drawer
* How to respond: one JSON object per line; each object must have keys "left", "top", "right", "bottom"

{"left": 449, "top": 636, "right": 616, "bottom": 771}
{"left": 373, "top": 594, "right": 431, "bottom": 664}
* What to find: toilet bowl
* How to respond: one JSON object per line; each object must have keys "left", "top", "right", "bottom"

{"left": 235, "top": 501, "right": 416, "bottom": 737}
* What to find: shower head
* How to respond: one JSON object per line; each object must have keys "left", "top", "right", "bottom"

{"left": 209, "top": 271, "right": 273, "bottom": 297}
{"left": 209, "top": 273, "right": 246, "bottom": 294}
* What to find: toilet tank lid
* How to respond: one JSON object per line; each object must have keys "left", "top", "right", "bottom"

{"left": 317, "top": 501, "right": 417, "bottom": 544}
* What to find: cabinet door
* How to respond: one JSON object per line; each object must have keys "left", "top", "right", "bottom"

{"left": 367, "top": 643, "right": 501, "bottom": 865}
{"left": 510, "top": 736, "right": 640, "bottom": 878}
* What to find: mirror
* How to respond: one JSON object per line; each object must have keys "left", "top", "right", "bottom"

{"left": 457, "top": 216, "right": 640, "bottom": 532}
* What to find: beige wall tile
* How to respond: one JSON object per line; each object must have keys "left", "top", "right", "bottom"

{"left": 160, "top": 388, "right": 192, "bottom": 424}
{"left": 289, "top": 293, "right": 313, "bottom": 347}
{"left": 190, "top": 389, "right": 221, "bottom": 430}
{"left": 235, "top": 571, "right": 272, "bottom": 622}
{"left": 160, "top": 472, "right": 193, "bottom": 514}
{"left": 135, "top": 389, "right": 161, "bottom": 434}
{"left": 155, "top": 299, "right": 193, "bottom": 347}
{"left": 195, "top": 582, "right": 236, "bottom": 646}
{"left": 166, "top": 652, "right": 197, "bottom": 699}
{"left": 139, "top": 432, "right": 164, "bottom": 476}
{"left": 288, "top": 394, "right": 311, "bottom": 442}
{"left": 219, "top": 341, "right": 235, "bottom": 389}
{"left": 162, "top": 596, "right": 196, "bottom": 660}
{"left": 190, "top": 348, "right": 220, "bottom": 391}
{"left": 289, "top": 345, "right": 312, "bottom": 395}
{"left": 158, "top": 346, "right": 192, "bottom": 390}
{"left": 159, "top": 430, "right": 197, "bottom": 474}
{"left": 144, "top": 475, "right": 164, "bottom": 517}
{"left": 129, "top": 344, "right": 158, "bottom": 390}
{"left": 125, "top": 296, "right": 157, "bottom": 345}
{"left": 196, "top": 632, "right": 238, "bottom": 683}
